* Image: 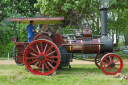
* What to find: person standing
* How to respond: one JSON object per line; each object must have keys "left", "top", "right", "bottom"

{"left": 26, "top": 21, "right": 35, "bottom": 42}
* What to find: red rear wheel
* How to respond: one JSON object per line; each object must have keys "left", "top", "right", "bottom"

{"left": 101, "top": 53, "right": 123, "bottom": 75}
{"left": 24, "top": 39, "right": 60, "bottom": 76}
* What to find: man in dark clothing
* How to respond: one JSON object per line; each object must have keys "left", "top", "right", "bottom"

{"left": 26, "top": 21, "right": 35, "bottom": 42}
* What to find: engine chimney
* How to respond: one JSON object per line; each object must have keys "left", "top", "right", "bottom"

{"left": 100, "top": 8, "right": 108, "bottom": 37}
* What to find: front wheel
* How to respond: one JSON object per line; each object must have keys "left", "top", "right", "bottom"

{"left": 100, "top": 53, "right": 123, "bottom": 75}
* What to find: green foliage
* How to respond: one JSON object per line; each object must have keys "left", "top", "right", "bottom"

{"left": 57, "top": 26, "right": 78, "bottom": 34}
{"left": 35, "top": 0, "right": 90, "bottom": 26}
{"left": 0, "top": 0, "right": 40, "bottom": 57}
{"left": 63, "top": 26, "right": 77, "bottom": 34}
{"left": 16, "top": 23, "right": 28, "bottom": 42}
{"left": 0, "top": 0, "right": 39, "bottom": 22}
{"left": 0, "top": 42, "right": 14, "bottom": 57}
{"left": 107, "top": 0, "right": 128, "bottom": 47}
{"left": 5, "top": 42, "right": 14, "bottom": 57}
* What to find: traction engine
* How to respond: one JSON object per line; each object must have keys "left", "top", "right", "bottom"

{"left": 8, "top": 8, "right": 123, "bottom": 76}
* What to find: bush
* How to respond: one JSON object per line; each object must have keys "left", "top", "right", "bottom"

{"left": 0, "top": 42, "right": 14, "bottom": 57}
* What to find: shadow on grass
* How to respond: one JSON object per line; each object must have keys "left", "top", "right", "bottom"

{"left": 56, "top": 66, "right": 102, "bottom": 75}
{"left": 73, "top": 57, "right": 95, "bottom": 62}
{"left": 56, "top": 65, "right": 128, "bottom": 75}
{"left": 73, "top": 58, "right": 95, "bottom": 62}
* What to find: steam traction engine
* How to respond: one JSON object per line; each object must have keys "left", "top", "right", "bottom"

{"left": 7, "top": 8, "right": 123, "bottom": 76}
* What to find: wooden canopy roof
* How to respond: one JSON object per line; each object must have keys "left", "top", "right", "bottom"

{"left": 7, "top": 17, "right": 64, "bottom": 24}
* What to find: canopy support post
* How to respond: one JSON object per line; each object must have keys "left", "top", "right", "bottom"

{"left": 17, "top": 22, "right": 20, "bottom": 42}
{"left": 14, "top": 22, "right": 17, "bottom": 42}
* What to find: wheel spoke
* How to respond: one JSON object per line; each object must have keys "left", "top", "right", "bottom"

{"left": 29, "top": 59, "right": 38, "bottom": 65}
{"left": 104, "top": 59, "right": 109, "bottom": 63}
{"left": 108, "top": 67, "right": 111, "bottom": 73}
{"left": 43, "top": 44, "right": 48, "bottom": 53}
{"left": 112, "top": 68, "right": 114, "bottom": 73}
{"left": 29, "top": 52, "right": 37, "bottom": 57}
{"left": 30, "top": 47, "right": 38, "bottom": 54}
{"left": 103, "top": 63, "right": 109, "bottom": 68}
{"left": 114, "top": 66, "right": 119, "bottom": 70}
{"left": 46, "top": 46, "right": 53, "bottom": 54}
{"left": 114, "top": 59, "right": 119, "bottom": 63}
{"left": 48, "top": 56, "right": 58, "bottom": 58}
{"left": 109, "top": 56, "right": 111, "bottom": 61}
{"left": 112, "top": 56, "right": 115, "bottom": 61}
{"left": 38, "top": 62, "right": 41, "bottom": 72}
{"left": 46, "top": 51, "right": 56, "bottom": 56}
{"left": 44, "top": 62, "right": 50, "bottom": 71}
{"left": 36, "top": 44, "right": 40, "bottom": 53}
{"left": 27, "top": 57, "right": 37, "bottom": 59}
{"left": 95, "top": 54, "right": 101, "bottom": 68}
{"left": 103, "top": 63, "right": 109, "bottom": 66}
{"left": 96, "top": 60, "right": 100, "bottom": 63}
{"left": 40, "top": 42, "right": 43, "bottom": 52}
{"left": 47, "top": 62, "right": 54, "bottom": 68}
{"left": 42, "top": 63, "right": 44, "bottom": 73}
{"left": 103, "top": 66, "right": 109, "bottom": 69}
{"left": 32, "top": 61, "right": 39, "bottom": 69}
{"left": 46, "top": 59, "right": 57, "bottom": 63}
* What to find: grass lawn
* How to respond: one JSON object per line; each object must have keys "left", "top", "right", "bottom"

{"left": 0, "top": 57, "right": 13, "bottom": 60}
{"left": 0, "top": 64, "right": 128, "bottom": 85}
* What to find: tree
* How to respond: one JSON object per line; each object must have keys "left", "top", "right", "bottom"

{"left": 0, "top": 0, "right": 40, "bottom": 56}
{"left": 0, "top": 0, "right": 39, "bottom": 22}
{"left": 35, "top": 0, "right": 101, "bottom": 34}
{"left": 108, "top": 0, "right": 128, "bottom": 47}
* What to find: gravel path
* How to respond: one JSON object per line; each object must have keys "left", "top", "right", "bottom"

{"left": 0, "top": 59, "right": 128, "bottom": 65}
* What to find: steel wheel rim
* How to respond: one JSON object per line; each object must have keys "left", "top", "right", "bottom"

{"left": 95, "top": 54, "right": 102, "bottom": 69}
{"left": 24, "top": 39, "right": 60, "bottom": 75}
{"left": 101, "top": 53, "right": 123, "bottom": 75}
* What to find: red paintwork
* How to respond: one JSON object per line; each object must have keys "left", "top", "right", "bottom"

{"left": 14, "top": 32, "right": 65, "bottom": 65}
{"left": 11, "top": 37, "right": 18, "bottom": 42}
{"left": 33, "top": 32, "right": 65, "bottom": 47}
{"left": 33, "top": 33, "right": 52, "bottom": 41}
{"left": 53, "top": 33, "right": 65, "bottom": 47}
{"left": 83, "top": 28, "right": 91, "bottom": 37}
{"left": 66, "top": 38, "right": 100, "bottom": 54}
{"left": 11, "top": 37, "right": 15, "bottom": 42}
{"left": 101, "top": 53, "right": 123, "bottom": 75}
{"left": 14, "top": 42, "right": 29, "bottom": 64}
{"left": 15, "top": 42, "right": 29, "bottom": 45}
{"left": 7, "top": 17, "right": 64, "bottom": 21}
{"left": 24, "top": 39, "right": 60, "bottom": 75}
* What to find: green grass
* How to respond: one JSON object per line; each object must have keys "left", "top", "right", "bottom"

{"left": 0, "top": 57, "right": 13, "bottom": 60}
{"left": 0, "top": 64, "right": 128, "bottom": 85}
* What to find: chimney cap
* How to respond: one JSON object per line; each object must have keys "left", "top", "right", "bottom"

{"left": 100, "top": 7, "right": 108, "bottom": 10}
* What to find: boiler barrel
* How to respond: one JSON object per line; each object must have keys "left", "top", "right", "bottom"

{"left": 65, "top": 37, "right": 113, "bottom": 54}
